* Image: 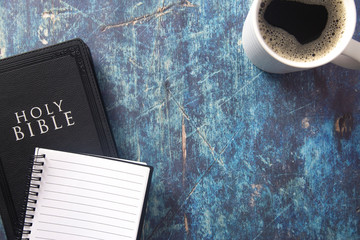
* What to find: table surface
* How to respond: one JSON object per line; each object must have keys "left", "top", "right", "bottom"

{"left": 1, "top": 1, "right": 359, "bottom": 239}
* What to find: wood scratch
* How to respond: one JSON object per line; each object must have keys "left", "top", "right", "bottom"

{"left": 250, "top": 184, "right": 263, "bottom": 207}
{"left": 59, "top": 0, "right": 106, "bottom": 26}
{"left": 217, "top": 72, "right": 263, "bottom": 107}
{"left": 129, "top": 57, "right": 144, "bottom": 69}
{"left": 133, "top": 2, "right": 144, "bottom": 9}
{"left": 134, "top": 87, "right": 187, "bottom": 120}
{"left": 165, "top": 85, "right": 190, "bottom": 120}
{"left": 198, "top": 70, "right": 222, "bottom": 84}
{"left": 150, "top": 3, "right": 163, "bottom": 71}
{"left": 0, "top": 47, "right": 5, "bottom": 58}
{"left": 182, "top": 115, "right": 187, "bottom": 186}
{"left": 101, "top": 0, "right": 198, "bottom": 32}
{"left": 137, "top": 132, "right": 141, "bottom": 162}
{"left": 135, "top": 101, "right": 165, "bottom": 119}
{"left": 165, "top": 83, "right": 224, "bottom": 165}
{"left": 253, "top": 204, "right": 292, "bottom": 240}
{"left": 219, "top": 126, "right": 243, "bottom": 155}
{"left": 184, "top": 213, "right": 189, "bottom": 234}
{"left": 288, "top": 102, "right": 313, "bottom": 115}
{"left": 42, "top": 8, "right": 70, "bottom": 18}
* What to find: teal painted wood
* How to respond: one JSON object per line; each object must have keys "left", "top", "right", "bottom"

{"left": 0, "top": 0, "right": 359, "bottom": 239}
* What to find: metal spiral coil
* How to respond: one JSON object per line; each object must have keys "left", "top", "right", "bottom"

{"left": 21, "top": 153, "right": 45, "bottom": 239}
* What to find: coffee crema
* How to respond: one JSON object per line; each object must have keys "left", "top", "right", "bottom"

{"left": 258, "top": 0, "right": 346, "bottom": 62}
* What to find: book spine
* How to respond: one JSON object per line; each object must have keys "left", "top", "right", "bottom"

{"left": 21, "top": 153, "right": 45, "bottom": 240}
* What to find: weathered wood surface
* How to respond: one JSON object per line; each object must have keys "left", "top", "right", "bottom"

{"left": 0, "top": 0, "right": 359, "bottom": 239}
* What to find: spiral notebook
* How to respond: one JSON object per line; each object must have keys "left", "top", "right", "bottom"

{"left": 21, "top": 148, "right": 152, "bottom": 240}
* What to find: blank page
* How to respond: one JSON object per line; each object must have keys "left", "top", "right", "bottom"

{"left": 23, "top": 148, "right": 151, "bottom": 240}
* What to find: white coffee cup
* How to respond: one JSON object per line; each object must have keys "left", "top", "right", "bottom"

{"left": 242, "top": 0, "right": 360, "bottom": 73}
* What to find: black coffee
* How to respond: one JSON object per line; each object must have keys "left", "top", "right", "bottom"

{"left": 258, "top": 0, "right": 346, "bottom": 62}
{"left": 264, "top": 1, "right": 327, "bottom": 44}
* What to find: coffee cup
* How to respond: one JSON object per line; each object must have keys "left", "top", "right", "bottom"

{"left": 242, "top": 0, "right": 360, "bottom": 73}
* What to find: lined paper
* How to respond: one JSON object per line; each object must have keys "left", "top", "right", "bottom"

{"left": 25, "top": 148, "right": 151, "bottom": 240}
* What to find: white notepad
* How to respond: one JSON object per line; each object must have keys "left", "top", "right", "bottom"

{"left": 22, "top": 148, "right": 152, "bottom": 240}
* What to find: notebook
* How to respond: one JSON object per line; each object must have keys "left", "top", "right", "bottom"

{"left": 0, "top": 39, "right": 117, "bottom": 239}
{"left": 22, "top": 148, "right": 153, "bottom": 240}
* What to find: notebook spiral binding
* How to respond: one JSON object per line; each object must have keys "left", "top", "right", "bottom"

{"left": 21, "top": 154, "right": 45, "bottom": 240}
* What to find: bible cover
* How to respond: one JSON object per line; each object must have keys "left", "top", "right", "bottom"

{"left": 0, "top": 39, "right": 118, "bottom": 239}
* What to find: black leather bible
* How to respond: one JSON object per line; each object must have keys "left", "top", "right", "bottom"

{"left": 0, "top": 39, "right": 118, "bottom": 239}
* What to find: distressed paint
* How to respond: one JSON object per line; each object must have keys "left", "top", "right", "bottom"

{"left": 0, "top": 0, "right": 359, "bottom": 239}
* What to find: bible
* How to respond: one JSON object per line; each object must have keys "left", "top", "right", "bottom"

{"left": 0, "top": 39, "right": 118, "bottom": 239}
{"left": 22, "top": 148, "right": 152, "bottom": 240}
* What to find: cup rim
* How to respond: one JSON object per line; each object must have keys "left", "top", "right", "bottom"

{"left": 253, "top": 0, "right": 357, "bottom": 68}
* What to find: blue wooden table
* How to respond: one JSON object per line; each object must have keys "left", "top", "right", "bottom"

{"left": 1, "top": 0, "right": 359, "bottom": 239}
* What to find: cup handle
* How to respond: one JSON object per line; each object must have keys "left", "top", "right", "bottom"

{"left": 331, "top": 39, "right": 360, "bottom": 70}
